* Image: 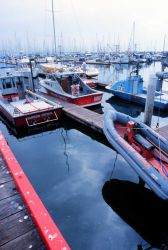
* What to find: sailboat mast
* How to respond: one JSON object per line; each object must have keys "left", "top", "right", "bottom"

{"left": 132, "top": 21, "right": 135, "bottom": 54}
{"left": 51, "top": 0, "right": 57, "bottom": 56}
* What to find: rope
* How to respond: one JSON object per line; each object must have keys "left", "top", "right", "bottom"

{"left": 156, "top": 81, "right": 163, "bottom": 128}
{"left": 111, "top": 125, "right": 149, "bottom": 130}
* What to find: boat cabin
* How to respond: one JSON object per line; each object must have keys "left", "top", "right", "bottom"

{"left": 0, "top": 75, "right": 25, "bottom": 101}
{"left": 46, "top": 73, "right": 94, "bottom": 96}
{"left": 112, "top": 74, "right": 144, "bottom": 95}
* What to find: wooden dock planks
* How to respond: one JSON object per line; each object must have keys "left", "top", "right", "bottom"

{"left": 0, "top": 155, "right": 45, "bottom": 250}
{"left": 37, "top": 91, "right": 168, "bottom": 139}
{"left": 37, "top": 91, "right": 104, "bottom": 133}
{"left": 0, "top": 133, "right": 70, "bottom": 250}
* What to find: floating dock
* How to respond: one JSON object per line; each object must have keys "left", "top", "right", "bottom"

{"left": 37, "top": 91, "right": 103, "bottom": 133}
{"left": 37, "top": 91, "right": 168, "bottom": 139}
{"left": 0, "top": 132, "right": 70, "bottom": 250}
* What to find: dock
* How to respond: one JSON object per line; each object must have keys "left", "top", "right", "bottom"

{"left": 0, "top": 132, "right": 70, "bottom": 250}
{"left": 37, "top": 91, "right": 103, "bottom": 134}
{"left": 0, "top": 154, "right": 45, "bottom": 249}
{"left": 37, "top": 91, "right": 168, "bottom": 139}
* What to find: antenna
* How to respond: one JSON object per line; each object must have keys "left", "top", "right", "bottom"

{"left": 132, "top": 21, "right": 135, "bottom": 54}
{"left": 51, "top": 0, "right": 57, "bottom": 56}
{"left": 162, "top": 34, "right": 166, "bottom": 54}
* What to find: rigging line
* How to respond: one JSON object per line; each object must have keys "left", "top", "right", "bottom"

{"left": 109, "top": 152, "right": 118, "bottom": 180}
{"left": 156, "top": 84, "right": 163, "bottom": 128}
{"left": 69, "top": 0, "right": 85, "bottom": 42}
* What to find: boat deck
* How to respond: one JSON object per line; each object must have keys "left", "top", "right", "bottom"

{"left": 0, "top": 153, "right": 45, "bottom": 250}
{"left": 0, "top": 97, "right": 60, "bottom": 118}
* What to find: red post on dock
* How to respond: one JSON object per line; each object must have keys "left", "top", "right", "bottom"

{"left": 0, "top": 132, "right": 70, "bottom": 250}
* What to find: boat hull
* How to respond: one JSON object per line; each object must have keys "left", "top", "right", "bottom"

{"left": 0, "top": 101, "right": 62, "bottom": 128}
{"left": 108, "top": 89, "right": 168, "bottom": 110}
{"left": 46, "top": 88, "right": 103, "bottom": 107}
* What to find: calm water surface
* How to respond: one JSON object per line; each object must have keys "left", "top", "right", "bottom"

{"left": 0, "top": 62, "right": 168, "bottom": 250}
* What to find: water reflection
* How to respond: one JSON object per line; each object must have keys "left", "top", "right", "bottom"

{"left": 106, "top": 96, "right": 143, "bottom": 117}
{"left": 60, "top": 128, "right": 70, "bottom": 172}
{"left": 105, "top": 96, "right": 168, "bottom": 119}
{"left": 102, "top": 179, "right": 168, "bottom": 249}
{"left": 0, "top": 113, "right": 61, "bottom": 139}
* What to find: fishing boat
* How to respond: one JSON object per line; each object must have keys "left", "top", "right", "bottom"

{"left": 39, "top": 72, "right": 103, "bottom": 107}
{"left": 106, "top": 67, "right": 168, "bottom": 110}
{"left": 103, "top": 109, "right": 168, "bottom": 200}
{"left": 0, "top": 73, "right": 62, "bottom": 128}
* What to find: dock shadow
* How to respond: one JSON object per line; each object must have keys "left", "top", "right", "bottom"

{"left": 102, "top": 179, "right": 168, "bottom": 249}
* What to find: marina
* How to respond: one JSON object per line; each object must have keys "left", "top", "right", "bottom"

{"left": 0, "top": 60, "right": 168, "bottom": 250}
{"left": 0, "top": 0, "right": 168, "bottom": 249}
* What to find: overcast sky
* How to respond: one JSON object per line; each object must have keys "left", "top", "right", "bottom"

{"left": 0, "top": 0, "right": 168, "bottom": 53}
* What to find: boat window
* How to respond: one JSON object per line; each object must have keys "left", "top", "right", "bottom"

{"left": 4, "top": 79, "right": 12, "bottom": 89}
{"left": 2, "top": 80, "right": 6, "bottom": 89}
{"left": 11, "top": 78, "right": 16, "bottom": 88}
{"left": 6, "top": 82, "right": 12, "bottom": 88}
{"left": 15, "top": 77, "right": 22, "bottom": 85}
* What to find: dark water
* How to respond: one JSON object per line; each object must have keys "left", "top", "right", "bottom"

{"left": 0, "top": 62, "right": 168, "bottom": 250}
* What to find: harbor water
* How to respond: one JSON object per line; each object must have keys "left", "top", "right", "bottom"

{"left": 0, "top": 62, "right": 168, "bottom": 250}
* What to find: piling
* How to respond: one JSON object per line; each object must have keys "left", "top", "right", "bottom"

{"left": 143, "top": 75, "right": 157, "bottom": 127}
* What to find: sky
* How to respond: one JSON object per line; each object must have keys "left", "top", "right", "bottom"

{"left": 0, "top": 0, "right": 168, "bottom": 54}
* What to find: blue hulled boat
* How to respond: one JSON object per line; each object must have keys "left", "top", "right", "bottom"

{"left": 106, "top": 68, "right": 168, "bottom": 110}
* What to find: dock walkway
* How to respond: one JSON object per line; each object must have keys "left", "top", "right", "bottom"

{"left": 0, "top": 153, "right": 45, "bottom": 250}
{"left": 0, "top": 132, "right": 70, "bottom": 250}
{"left": 37, "top": 91, "right": 103, "bottom": 134}
{"left": 37, "top": 91, "right": 168, "bottom": 139}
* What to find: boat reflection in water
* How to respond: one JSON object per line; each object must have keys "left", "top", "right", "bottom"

{"left": 0, "top": 113, "right": 62, "bottom": 139}
{"left": 106, "top": 96, "right": 143, "bottom": 118}
{"left": 102, "top": 179, "right": 168, "bottom": 249}
{"left": 106, "top": 96, "right": 168, "bottom": 119}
